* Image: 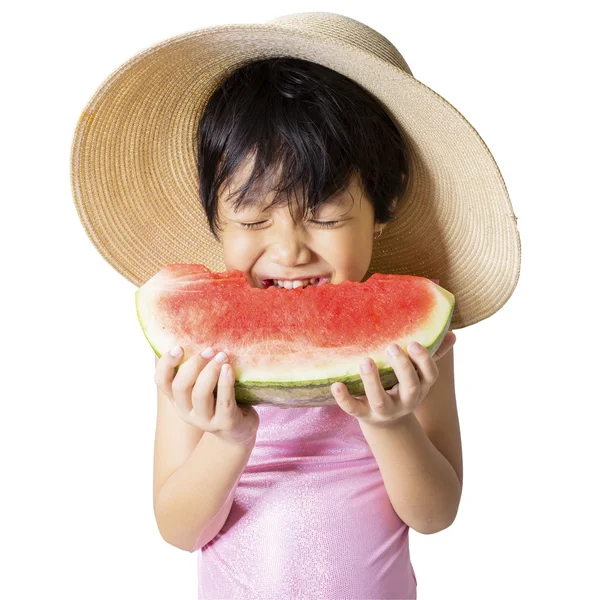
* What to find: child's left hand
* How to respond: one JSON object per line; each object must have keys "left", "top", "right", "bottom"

{"left": 331, "top": 331, "right": 457, "bottom": 428}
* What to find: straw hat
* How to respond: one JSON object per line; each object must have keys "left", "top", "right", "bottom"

{"left": 70, "top": 11, "right": 521, "bottom": 330}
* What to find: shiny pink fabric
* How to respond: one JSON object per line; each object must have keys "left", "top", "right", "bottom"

{"left": 196, "top": 403, "right": 417, "bottom": 599}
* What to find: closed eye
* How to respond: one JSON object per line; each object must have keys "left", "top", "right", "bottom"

{"left": 240, "top": 220, "right": 341, "bottom": 229}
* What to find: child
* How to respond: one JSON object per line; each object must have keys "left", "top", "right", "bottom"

{"left": 71, "top": 12, "right": 521, "bottom": 600}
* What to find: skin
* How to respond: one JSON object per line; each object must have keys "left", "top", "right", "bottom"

{"left": 216, "top": 157, "right": 388, "bottom": 288}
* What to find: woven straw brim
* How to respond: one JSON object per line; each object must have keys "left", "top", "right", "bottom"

{"left": 70, "top": 22, "right": 521, "bottom": 330}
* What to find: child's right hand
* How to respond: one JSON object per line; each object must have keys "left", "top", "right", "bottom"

{"left": 154, "top": 346, "right": 259, "bottom": 448}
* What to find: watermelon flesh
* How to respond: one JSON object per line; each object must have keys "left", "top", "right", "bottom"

{"left": 135, "top": 264, "right": 455, "bottom": 408}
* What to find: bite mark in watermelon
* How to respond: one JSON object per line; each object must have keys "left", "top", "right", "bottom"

{"left": 135, "top": 264, "right": 455, "bottom": 407}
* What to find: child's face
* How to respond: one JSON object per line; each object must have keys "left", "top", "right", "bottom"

{"left": 216, "top": 158, "right": 385, "bottom": 289}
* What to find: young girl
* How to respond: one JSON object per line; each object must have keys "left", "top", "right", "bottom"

{"left": 71, "top": 12, "right": 520, "bottom": 600}
{"left": 152, "top": 56, "right": 462, "bottom": 599}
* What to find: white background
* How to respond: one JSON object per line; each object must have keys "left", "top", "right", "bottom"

{"left": 2, "top": 1, "right": 598, "bottom": 598}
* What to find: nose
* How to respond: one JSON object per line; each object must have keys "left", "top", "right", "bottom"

{"left": 265, "top": 217, "right": 314, "bottom": 266}
{"left": 269, "top": 233, "right": 313, "bottom": 266}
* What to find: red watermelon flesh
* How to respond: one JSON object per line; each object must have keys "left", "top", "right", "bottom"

{"left": 135, "top": 264, "right": 455, "bottom": 407}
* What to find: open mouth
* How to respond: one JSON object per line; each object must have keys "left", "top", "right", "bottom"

{"left": 261, "top": 277, "right": 330, "bottom": 289}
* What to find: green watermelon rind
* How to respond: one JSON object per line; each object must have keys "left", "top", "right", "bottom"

{"left": 135, "top": 289, "right": 161, "bottom": 359}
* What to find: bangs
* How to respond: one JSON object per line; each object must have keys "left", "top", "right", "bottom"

{"left": 218, "top": 147, "right": 360, "bottom": 224}
{"left": 197, "top": 57, "right": 410, "bottom": 239}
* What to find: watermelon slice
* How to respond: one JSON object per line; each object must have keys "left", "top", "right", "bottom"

{"left": 136, "top": 264, "right": 455, "bottom": 407}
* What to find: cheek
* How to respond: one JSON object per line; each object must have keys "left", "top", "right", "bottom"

{"left": 222, "top": 234, "right": 257, "bottom": 266}
{"left": 323, "top": 233, "right": 373, "bottom": 272}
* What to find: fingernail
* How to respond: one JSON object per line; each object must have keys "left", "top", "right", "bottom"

{"left": 201, "top": 347, "right": 215, "bottom": 358}
{"left": 360, "top": 358, "right": 373, "bottom": 373}
{"left": 219, "top": 363, "right": 231, "bottom": 380}
{"left": 215, "top": 351, "right": 228, "bottom": 363}
{"left": 387, "top": 343, "right": 401, "bottom": 357}
{"left": 408, "top": 343, "right": 421, "bottom": 355}
{"left": 169, "top": 345, "right": 182, "bottom": 357}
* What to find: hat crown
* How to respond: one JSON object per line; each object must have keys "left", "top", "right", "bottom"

{"left": 267, "top": 12, "right": 413, "bottom": 76}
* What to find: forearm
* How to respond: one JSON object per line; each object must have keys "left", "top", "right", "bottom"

{"left": 359, "top": 412, "right": 462, "bottom": 534}
{"left": 155, "top": 432, "right": 255, "bottom": 552}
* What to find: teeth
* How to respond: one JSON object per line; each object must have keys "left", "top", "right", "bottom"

{"left": 274, "top": 279, "right": 310, "bottom": 289}
{"left": 271, "top": 277, "right": 327, "bottom": 289}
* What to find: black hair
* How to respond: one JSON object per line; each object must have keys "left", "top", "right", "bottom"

{"left": 197, "top": 56, "right": 411, "bottom": 241}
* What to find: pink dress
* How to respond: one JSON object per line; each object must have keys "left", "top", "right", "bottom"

{"left": 195, "top": 403, "right": 417, "bottom": 599}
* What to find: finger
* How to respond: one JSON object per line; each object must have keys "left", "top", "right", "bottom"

{"left": 359, "top": 358, "right": 394, "bottom": 412}
{"left": 213, "top": 362, "right": 238, "bottom": 424}
{"left": 154, "top": 345, "right": 189, "bottom": 400}
{"left": 407, "top": 343, "right": 439, "bottom": 388}
{"left": 170, "top": 348, "right": 215, "bottom": 419}
{"left": 387, "top": 344, "right": 421, "bottom": 399}
{"left": 331, "top": 381, "right": 370, "bottom": 420}
{"left": 191, "top": 351, "right": 230, "bottom": 424}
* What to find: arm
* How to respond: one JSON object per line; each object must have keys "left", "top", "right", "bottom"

{"left": 153, "top": 355, "right": 255, "bottom": 552}
{"left": 359, "top": 346, "right": 463, "bottom": 535}
{"left": 154, "top": 430, "right": 254, "bottom": 552}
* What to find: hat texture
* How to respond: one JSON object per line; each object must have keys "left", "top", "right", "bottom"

{"left": 70, "top": 11, "right": 521, "bottom": 329}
